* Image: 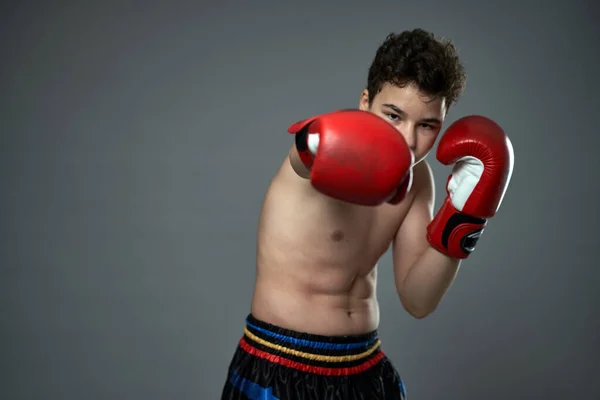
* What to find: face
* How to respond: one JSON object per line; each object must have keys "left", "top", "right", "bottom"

{"left": 359, "top": 82, "right": 447, "bottom": 165}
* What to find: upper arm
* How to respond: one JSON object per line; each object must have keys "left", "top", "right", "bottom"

{"left": 392, "top": 160, "right": 435, "bottom": 291}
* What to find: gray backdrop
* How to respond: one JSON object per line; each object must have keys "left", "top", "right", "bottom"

{"left": 2, "top": 1, "right": 599, "bottom": 399}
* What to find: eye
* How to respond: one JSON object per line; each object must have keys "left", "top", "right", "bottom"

{"left": 386, "top": 113, "right": 401, "bottom": 121}
{"left": 419, "top": 123, "right": 434, "bottom": 130}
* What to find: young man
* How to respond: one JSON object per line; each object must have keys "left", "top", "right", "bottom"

{"left": 221, "top": 29, "right": 514, "bottom": 400}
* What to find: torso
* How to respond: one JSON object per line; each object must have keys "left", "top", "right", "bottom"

{"left": 251, "top": 156, "right": 415, "bottom": 336}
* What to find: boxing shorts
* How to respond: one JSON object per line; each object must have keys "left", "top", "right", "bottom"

{"left": 220, "top": 314, "right": 406, "bottom": 399}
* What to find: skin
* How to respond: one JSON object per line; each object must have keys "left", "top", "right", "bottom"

{"left": 250, "top": 82, "right": 462, "bottom": 336}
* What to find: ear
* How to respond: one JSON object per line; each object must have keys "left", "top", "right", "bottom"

{"left": 359, "top": 90, "right": 370, "bottom": 111}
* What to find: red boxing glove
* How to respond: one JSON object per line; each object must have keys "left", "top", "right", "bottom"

{"left": 288, "top": 109, "right": 414, "bottom": 206}
{"left": 426, "top": 115, "right": 514, "bottom": 259}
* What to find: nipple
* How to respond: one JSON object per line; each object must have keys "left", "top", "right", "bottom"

{"left": 330, "top": 230, "right": 345, "bottom": 242}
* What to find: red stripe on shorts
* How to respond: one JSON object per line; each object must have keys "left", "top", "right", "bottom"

{"left": 238, "top": 337, "right": 385, "bottom": 376}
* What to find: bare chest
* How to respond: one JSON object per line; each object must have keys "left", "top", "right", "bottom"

{"left": 258, "top": 169, "right": 410, "bottom": 269}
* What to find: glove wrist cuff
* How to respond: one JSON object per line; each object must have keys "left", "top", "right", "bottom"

{"left": 426, "top": 198, "right": 487, "bottom": 259}
{"left": 294, "top": 125, "right": 315, "bottom": 169}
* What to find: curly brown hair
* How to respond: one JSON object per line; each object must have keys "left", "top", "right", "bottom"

{"left": 367, "top": 29, "right": 466, "bottom": 110}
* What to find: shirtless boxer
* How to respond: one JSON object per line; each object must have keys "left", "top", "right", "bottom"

{"left": 221, "top": 28, "right": 514, "bottom": 399}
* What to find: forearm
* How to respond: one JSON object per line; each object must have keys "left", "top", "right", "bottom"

{"left": 288, "top": 146, "right": 310, "bottom": 179}
{"left": 398, "top": 246, "right": 461, "bottom": 318}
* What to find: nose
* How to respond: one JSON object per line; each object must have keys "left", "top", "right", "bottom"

{"left": 398, "top": 126, "right": 417, "bottom": 150}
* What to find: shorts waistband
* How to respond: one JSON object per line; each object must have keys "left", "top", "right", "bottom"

{"left": 239, "top": 314, "right": 385, "bottom": 376}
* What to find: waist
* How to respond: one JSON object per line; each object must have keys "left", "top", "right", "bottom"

{"left": 251, "top": 282, "right": 379, "bottom": 336}
{"left": 239, "top": 314, "right": 385, "bottom": 375}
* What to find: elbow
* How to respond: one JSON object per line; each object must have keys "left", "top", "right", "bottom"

{"left": 399, "top": 295, "right": 437, "bottom": 319}
{"left": 405, "top": 307, "right": 435, "bottom": 319}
